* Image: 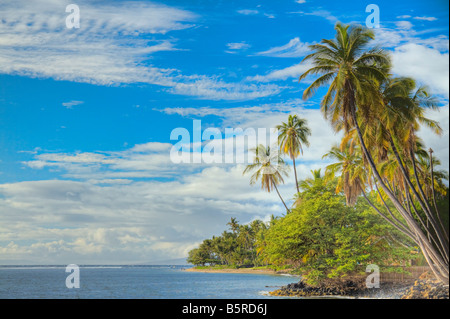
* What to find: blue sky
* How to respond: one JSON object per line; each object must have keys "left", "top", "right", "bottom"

{"left": 0, "top": 0, "right": 448, "bottom": 264}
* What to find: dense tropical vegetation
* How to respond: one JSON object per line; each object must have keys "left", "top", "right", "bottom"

{"left": 188, "top": 22, "right": 449, "bottom": 285}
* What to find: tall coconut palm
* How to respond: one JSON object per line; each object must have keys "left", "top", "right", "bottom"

{"left": 299, "top": 23, "right": 389, "bottom": 134}
{"left": 276, "top": 115, "right": 311, "bottom": 193}
{"left": 298, "top": 22, "right": 390, "bottom": 207}
{"left": 243, "top": 144, "right": 291, "bottom": 213}
{"left": 299, "top": 22, "right": 449, "bottom": 283}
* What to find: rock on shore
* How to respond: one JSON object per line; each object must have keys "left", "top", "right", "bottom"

{"left": 270, "top": 277, "right": 371, "bottom": 298}
{"left": 401, "top": 272, "right": 449, "bottom": 299}
{"left": 270, "top": 272, "right": 449, "bottom": 299}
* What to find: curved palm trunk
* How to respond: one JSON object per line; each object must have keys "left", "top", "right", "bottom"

{"left": 292, "top": 156, "right": 300, "bottom": 194}
{"left": 389, "top": 138, "right": 449, "bottom": 262}
{"left": 350, "top": 106, "right": 449, "bottom": 283}
{"left": 273, "top": 182, "right": 290, "bottom": 213}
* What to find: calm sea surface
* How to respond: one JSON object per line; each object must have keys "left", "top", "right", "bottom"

{"left": 0, "top": 265, "right": 298, "bottom": 299}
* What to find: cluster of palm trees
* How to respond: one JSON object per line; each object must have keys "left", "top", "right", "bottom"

{"left": 243, "top": 22, "right": 449, "bottom": 284}
{"left": 187, "top": 218, "right": 268, "bottom": 267}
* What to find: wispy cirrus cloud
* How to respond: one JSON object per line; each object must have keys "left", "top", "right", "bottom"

{"left": 236, "top": 8, "right": 275, "bottom": 19}
{"left": 0, "top": 0, "right": 190, "bottom": 85}
{"left": 226, "top": 42, "right": 251, "bottom": 54}
{"left": 397, "top": 15, "right": 438, "bottom": 21}
{"left": 0, "top": 0, "right": 279, "bottom": 101}
{"left": 23, "top": 142, "right": 181, "bottom": 180}
{"left": 414, "top": 16, "right": 438, "bottom": 21}
{"left": 62, "top": 100, "right": 84, "bottom": 109}
{"left": 290, "top": 10, "right": 338, "bottom": 23}
{"left": 256, "top": 37, "right": 313, "bottom": 58}
{"left": 227, "top": 42, "right": 251, "bottom": 50}
{"left": 237, "top": 9, "right": 259, "bottom": 15}
{"left": 246, "top": 62, "right": 313, "bottom": 82}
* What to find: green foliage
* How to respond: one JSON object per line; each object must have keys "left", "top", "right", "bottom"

{"left": 259, "top": 175, "right": 416, "bottom": 284}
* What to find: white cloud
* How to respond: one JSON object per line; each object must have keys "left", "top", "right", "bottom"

{"left": 392, "top": 43, "right": 449, "bottom": 97}
{"left": 158, "top": 99, "right": 342, "bottom": 163}
{"left": 62, "top": 100, "right": 84, "bottom": 109}
{"left": 227, "top": 42, "right": 251, "bottom": 50}
{"left": 295, "top": 0, "right": 306, "bottom": 3}
{"left": 256, "top": 37, "right": 313, "bottom": 58}
{"left": 246, "top": 61, "right": 313, "bottom": 82}
{"left": 396, "top": 21, "right": 413, "bottom": 30}
{"left": 373, "top": 26, "right": 449, "bottom": 51}
{"left": 414, "top": 16, "right": 438, "bottom": 21}
{"left": 370, "top": 26, "right": 449, "bottom": 98}
{"left": 23, "top": 142, "right": 187, "bottom": 180}
{"left": 291, "top": 10, "right": 338, "bottom": 23}
{"left": 237, "top": 9, "right": 259, "bottom": 15}
{"left": 167, "top": 77, "right": 281, "bottom": 100}
{"left": 0, "top": 165, "right": 289, "bottom": 264}
{"left": 236, "top": 8, "right": 275, "bottom": 19}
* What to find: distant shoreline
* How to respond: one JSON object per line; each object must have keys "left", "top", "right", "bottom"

{"left": 183, "top": 267, "right": 295, "bottom": 276}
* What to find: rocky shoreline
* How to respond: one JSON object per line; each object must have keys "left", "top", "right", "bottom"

{"left": 401, "top": 278, "right": 449, "bottom": 299}
{"left": 270, "top": 273, "right": 449, "bottom": 299}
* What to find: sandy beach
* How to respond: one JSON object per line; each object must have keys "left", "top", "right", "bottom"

{"left": 183, "top": 267, "right": 294, "bottom": 275}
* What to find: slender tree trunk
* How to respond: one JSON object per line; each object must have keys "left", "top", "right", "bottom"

{"left": 388, "top": 135, "right": 449, "bottom": 263}
{"left": 360, "top": 189, "right": 416, "bottom": 242}
{"left": 292, "top": 156, "right": 300, "bottom": 194}
{"left": 273, "top": 183, "right": 290, "bottom": 213}
{"left": 371, "top": 181, "right": 414, "bottom": 238}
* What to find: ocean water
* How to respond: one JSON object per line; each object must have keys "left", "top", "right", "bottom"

{"left": 0, "top": 265, "right": 298, "bottom": 299}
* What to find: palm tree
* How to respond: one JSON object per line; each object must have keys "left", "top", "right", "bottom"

{"left": 227, "top": 217, "right": 240, "bottom": 234}
{"left": 415, "top": 153, "right": 449, "bottom": 199}
{"left": 298, "top": 169, "right": 323, "bottom": 192}
{"left": 298, "top": 22, "right": 390, "bottom": 208}
{"left": 243, "top": 144, "right": 291, "bottom": 213}
{"left": 276, "top": 115, "right": 311, "bottom": 193}
{"left": 299, "top": 22, "right": 449, "bottom": 283}
{"left": 299, "top": 23, "right": 389, "bottom": 134}
{"left": 323, "top": 142, "right": 367, "bottom": 206}
{"left": 294, "top": 169, "right": 324, "bottom": 208}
